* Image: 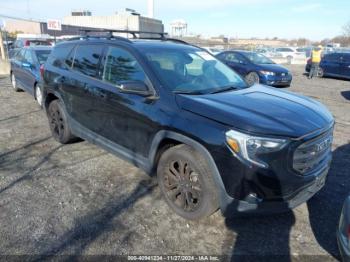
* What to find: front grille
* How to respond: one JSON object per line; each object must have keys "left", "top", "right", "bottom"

{"left": 293, "top": 128, "right": 333, "bottom": 174}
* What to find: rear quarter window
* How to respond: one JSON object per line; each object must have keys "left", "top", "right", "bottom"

{"left": 47, "top": 44, "right": 75, "bottom": 69}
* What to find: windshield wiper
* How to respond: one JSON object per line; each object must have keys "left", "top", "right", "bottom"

{"left": 209, "top": 86, "right": 239, "bottom": 94}
{"left": 173, "top": 90, "right": 205, "bottom": 95}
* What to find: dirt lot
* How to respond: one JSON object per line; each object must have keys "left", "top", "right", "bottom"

{"left": 0, "top": 65, "right": 349, "bottom": 261}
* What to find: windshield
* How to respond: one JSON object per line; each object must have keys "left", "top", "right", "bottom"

{"left": 143, "top": 48, "right": 247, "bottom": 94}
{"left": 244, "top": 52, "right": 275, "bottom": 64}
{"left": 35, "top": 50, "right": 51, "bottom": 64}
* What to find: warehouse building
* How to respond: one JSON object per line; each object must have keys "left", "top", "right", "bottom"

{"left": 62, "top": 9, "right": 164, "bottom": 37}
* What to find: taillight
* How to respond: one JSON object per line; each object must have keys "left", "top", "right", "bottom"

{"left": 40, "top": 64, "right": 45, "bottom": 79}
{"left": 24, "top": 40, "right": 30, "bottom": 46}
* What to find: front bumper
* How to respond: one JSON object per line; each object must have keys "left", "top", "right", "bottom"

{"left": 213, "top": 125, "right": 334, "bottom": 217}
{"left": 260, "top": 74, "right": 292, "bottom": 87}
{"left": 222, "top": 166, "right": 329, "bottom": 217}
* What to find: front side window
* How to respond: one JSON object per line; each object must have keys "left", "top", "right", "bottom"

{"left": 225, "top": 53, "right": 243, "bottom": 63}
{"left": 143, "top": 48, "right": 247, "bottom": 94}
{"left": 102, "top": 46, "right": 147, "bottom": 85}
{"left": 73, "top": 44, "right": 103, "bottom": 77}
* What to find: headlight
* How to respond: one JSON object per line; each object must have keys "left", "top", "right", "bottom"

{"left": 226, "top": 130, "right": 288, "bottom": 168}
{"left": 260, "top": 71, "right": 275, "bottom": 76}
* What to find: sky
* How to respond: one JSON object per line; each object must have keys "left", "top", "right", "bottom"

{"left": 0, "top": 0, "right": 349, "bottom": 40}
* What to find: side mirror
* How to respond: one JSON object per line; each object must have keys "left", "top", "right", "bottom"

{"left": 119, "top": 80, "right": 153, "bottom": 96}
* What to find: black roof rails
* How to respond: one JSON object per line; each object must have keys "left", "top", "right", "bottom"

{"left": 70, "top": 29, "right": 191, "bottom": 46}
{"left": 80, "top": 29, "right": 168, "bottom": 39}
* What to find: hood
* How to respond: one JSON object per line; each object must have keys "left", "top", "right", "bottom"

{"left": 176, "top": 85, "right": 333, "bottom": 138}
{"left": 256, "top": 63, "right": 289, "bottom": 73}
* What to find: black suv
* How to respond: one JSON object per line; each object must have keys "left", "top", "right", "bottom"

{"left": 42, "top": 31, "right": 334, "bottom": 220}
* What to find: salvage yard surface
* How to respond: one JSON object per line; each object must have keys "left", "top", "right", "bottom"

{"left": 0, "top": 65, "right": 349, "bottom": 261}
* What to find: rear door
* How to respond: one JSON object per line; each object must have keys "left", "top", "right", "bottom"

{"left": 61, "top": 43, "right": 105, "bottom": 129}
{"left": 12, "top": 49, "right": 27, "bottom": 86}
{"left": 340, "top": 54, "right": 350, "bottom": 78}
{"left": 21, "top": 49, "right": 36, "bottom": 94}
{"left": 90, "top": 45, "right": 158, "bottom": 157}
{"left": 321, "top": 53, "right": 341, "bottom": 75}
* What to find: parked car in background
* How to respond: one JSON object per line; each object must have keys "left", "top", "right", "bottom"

{"left": 337, "top": 195, "right": 350, "bottom": 262}
{"left": 201, "top": 47, "right": 222, "bottom": 55}
{"left": 296, "top": 47, "right": 312, "bottom": 58}
{"left": 305, "top": 52, "right": 350, "bottom": 80}
{"left": 216, "top": 50, "right": 292, "bottom": 87}
{"left": 10, "top": 46, "right": 52, "bottom": 107}
{"left": 274, "top": 47, "right": 306, "bottom": 63}
{"left": 42, "top": 33, "right": 334, "bottom": 220}
{"left": 9, "top": 37, "right": 53, "bottom": 58}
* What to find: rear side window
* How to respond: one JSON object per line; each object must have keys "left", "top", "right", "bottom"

{"left": 325, "top": 54, "right": 340, "bottom": 62}
{"left": 15, "top": 49, "right": 26, "bottom": 61}
{"left": 102, "top": 46, "right": 146, "bottom": 85}
{"left": 72, "top": 44, "right": 104, "bottom": 77}
{"left": 48, "top": 44, "right": 74, "bottom": 69}
{"left": 24, "top": 50, "right": 34, "bottom": 64}
{"left": 35, "top": 50, "right": 51, "bottom": 64}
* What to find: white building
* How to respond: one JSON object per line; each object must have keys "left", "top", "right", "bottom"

{"left": 63, "top": 9, "right": 164, "bottom": 37}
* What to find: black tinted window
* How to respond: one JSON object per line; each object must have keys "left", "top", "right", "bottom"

{"left": 48, "top": 44, "right": 74, "bottom": 69}
{"left": 73, "top": 44, "right": 103, "bottom": 77}
{"left": 102, "top": 46, "right": 146, "bottom": 85}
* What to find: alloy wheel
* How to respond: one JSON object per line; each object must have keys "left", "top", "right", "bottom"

{"left": 163, "top": 159, "right": 202, "bottom": 212}
{"left": 35, "top": 85, "right": 43, "bottom": 106}
{"left": 49, "top": 106, "right": 65, "bottom": 139}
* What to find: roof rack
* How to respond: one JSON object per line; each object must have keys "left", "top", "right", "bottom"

{"left": 67, "top": 29, "right": 191, "bottom": 46}
{"left": 80, "top": 29, "right": 168, "bottom": 39}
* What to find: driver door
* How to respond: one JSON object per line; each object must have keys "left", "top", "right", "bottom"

{"left": 223, "top": 53, "right": 247, "bottom": 76}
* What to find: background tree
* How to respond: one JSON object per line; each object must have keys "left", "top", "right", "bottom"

{"left": 343, "top": 21, "right": 350, "bottom": 37}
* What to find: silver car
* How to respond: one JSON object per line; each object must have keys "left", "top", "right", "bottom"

{"left": 338, "top": 195, "right": 350, "bottom": 261}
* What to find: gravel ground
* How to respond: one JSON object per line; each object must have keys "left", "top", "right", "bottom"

{"left": 0, "top": 65, "right": 349, "bottom": 261}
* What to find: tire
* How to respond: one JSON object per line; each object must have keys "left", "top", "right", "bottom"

{"left": 317, "top": 67, "right": 324, "bottom": 78}
{"left": 34, "top": 84, "right": 43, "bottom": 108}
{"left": 10, "top": 73, "right": 21, "bottom": 92}
{"left": 47, "top": 100, "right": 77, "bottom": 144}
{"left": 157, "top": 144, "right": 219, "bottom": 220}
{"left": 245, "top": 72, "right": 260, "bottom": 86}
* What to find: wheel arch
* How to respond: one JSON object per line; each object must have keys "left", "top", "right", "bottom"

{"left": 44, "top": 91, "right": 61, "bottom": 112}
{"left": 149, "top": 130, "right": 232, "bottom": 211}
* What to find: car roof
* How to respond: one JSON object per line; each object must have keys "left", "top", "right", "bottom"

{"left": 55, "top": 38, "right": 200, "bottom": 51}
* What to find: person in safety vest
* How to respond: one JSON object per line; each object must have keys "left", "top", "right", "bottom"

{"left": 308, "top": 45, "right": 323, "bottom": 79}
